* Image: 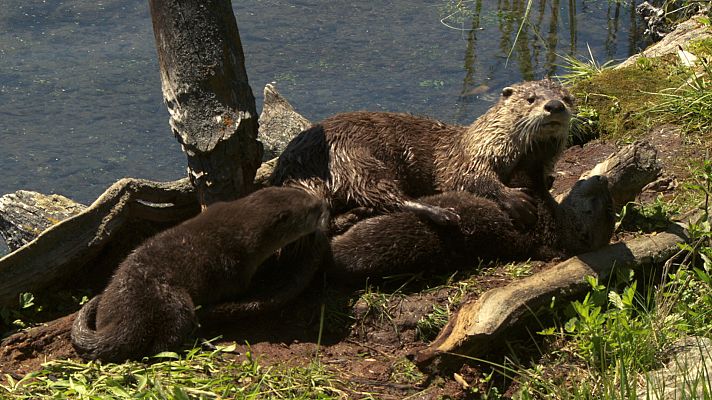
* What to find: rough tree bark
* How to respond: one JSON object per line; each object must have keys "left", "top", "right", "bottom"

{"left": 149, "top": 0, "right": 262, "bottom": 207}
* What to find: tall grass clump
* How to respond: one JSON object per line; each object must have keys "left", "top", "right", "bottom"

{"left": 647, "top": 58, "right": 712, "bottom": 134}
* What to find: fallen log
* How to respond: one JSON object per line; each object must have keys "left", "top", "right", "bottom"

{"left": 413, "top": 223, "right": 689, "bottom": 372}
{"left": 578, "top": 140, "right": 662, "bottom": 211}
{"left": 0, "top": 178, "right": 198, "bottom": 308}
{"left": 0, "top": 191, "right": 86, "bottom": 252}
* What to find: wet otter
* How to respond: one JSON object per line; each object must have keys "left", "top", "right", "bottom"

{"left": 272, "top": 79, "right": 574, "bottom": 228}
{"left": 71, "top": 186, "right": 328, "bottom": 362}
{"left": 328, "top": 175, "right": 614, "bottom": 280}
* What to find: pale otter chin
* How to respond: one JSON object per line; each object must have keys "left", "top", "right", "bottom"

{"left": 272, "top": 79, "right": 574, "bottom": 231}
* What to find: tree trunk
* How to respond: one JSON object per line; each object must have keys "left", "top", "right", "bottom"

{"left": 148, "top": 0, "right": 262, "bottom": 207}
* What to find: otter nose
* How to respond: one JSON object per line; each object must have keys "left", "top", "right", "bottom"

{"left": 544, "top": 99, "right": 566, "bottom": 113}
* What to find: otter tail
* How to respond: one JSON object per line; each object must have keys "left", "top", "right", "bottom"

{"left": 71, "top": 286, "right": 196, "bottom": 362}
{"left": 70, "top": 295, "right": 102, "bottom": 358}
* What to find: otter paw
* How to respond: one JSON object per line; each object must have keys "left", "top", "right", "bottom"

{"left": 501, "top": 188, "right": 537, "bottom": 227}
{"left": 427, "top": 206, "right": 461, "bottom": 225}
{"left": 402, "top": 201, "right": 460, "bottom": 225}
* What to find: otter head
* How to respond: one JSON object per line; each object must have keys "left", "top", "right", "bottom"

{"left": 558, "top": 175, "right": 615, "bottom": 253}
{"left": 241, "top": 187, "right": 329, "bottom": 258}
{"left": 500, "top": 79, "right": 575, "bottom": 148}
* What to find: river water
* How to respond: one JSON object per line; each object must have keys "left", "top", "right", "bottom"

{"left": 0, "top": 0, "right": 645, "bottom": 254}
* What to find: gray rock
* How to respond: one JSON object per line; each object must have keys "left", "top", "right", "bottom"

{"left": 257, "top": 83, "right": 311, "bottom": 161}
{"left": 638, "top": 336, "right": 712, "bottom": 400}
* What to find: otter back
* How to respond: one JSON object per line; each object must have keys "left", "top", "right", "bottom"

{"left": 273, "top": 79, "right": 574, "bottom": 229}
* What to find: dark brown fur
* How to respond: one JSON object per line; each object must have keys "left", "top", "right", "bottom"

{"left": 272, "top": 79, "right": 574, "bottom": 227}
{"left": 328, "top": 176, "right": 614, "bottom": 280}
{"left": 71, "top": 187, "right": 328, "bottom": 362}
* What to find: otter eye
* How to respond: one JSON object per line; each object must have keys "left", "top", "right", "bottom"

{"left": 502, "top": 87, "right": 514, "bottom": 97}
{"left": 527, "top": 94, "right": 536, "bottom": 104}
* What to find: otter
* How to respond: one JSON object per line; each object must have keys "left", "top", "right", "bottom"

{"left": 272, "top": 79, "right": 574, "bottom": 229}
{"left": 328, "top": 175, "right": 614, "bottom": 280}
{"left": 71, "top": 186, "right": 328, "bottom": 362}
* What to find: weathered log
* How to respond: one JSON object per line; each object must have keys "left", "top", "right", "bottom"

{"left": 254, "top": 83, "right": 311, "bottom": 187}
{"left": 414, "top": 223, "right": 688, "bottom": 372}
{"left": 617, "top": 14, "right": 712, "bottom": 69}
{"left": 148, "top": 0, "right": 262, "bottom": 207}
{"left": 0, "top": 178, "right": 198, "bottom": 308}
{"left": 557, "top": 140, "right": 662, "bottom": 211}
{"left": 0, "top": 191, "right": 85, "bottom": 252}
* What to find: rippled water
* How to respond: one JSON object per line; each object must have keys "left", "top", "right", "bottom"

{"left": 0, "top": 0, "right": 645, "bottom": 254}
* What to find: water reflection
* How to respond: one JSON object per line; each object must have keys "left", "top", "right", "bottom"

{"left": 452, "top": 0, "right": 644, "bottom": 102}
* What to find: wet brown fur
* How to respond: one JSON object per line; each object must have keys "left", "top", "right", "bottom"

{"left": 328, "top": 176, "right": 614, "bottom": 280}
{"left": 71, "top": 187, "right": 328, "bottom": 362}
{"left": 272, "top": 79, "right": 574, "bottom": 226}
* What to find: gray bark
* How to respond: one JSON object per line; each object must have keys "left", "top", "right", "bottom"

{"left": 149, "top": 0, "right": 262, "bottom": 206}
{"left": 258, "top": 83, "right": 311, "bottom": 160}
{"left": 0, "top": 191, "right": 86, "bottom": 252}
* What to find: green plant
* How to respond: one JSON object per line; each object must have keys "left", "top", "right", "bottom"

{"left": 389, "top": 358, "right": 425, "bottom": 385}
{"left": 617, "top": 197, "right": 678, "bottom": 233}
{"left": 416, "top": 303, "right": 451, "bottom": 341}
{"left": 557, "top": 45, "right": 617, "bottom": 85}
{"left": 646, "top": 57, "right": 712, "bottom": 134}
{"left": 569, "top": 104, "right": 602, "bottom": 145}
{"left": 1, "top": 293, "right": 37, "bottom": 332}
{"left": 0, "top": 344, "right": 347, "bottom": 399}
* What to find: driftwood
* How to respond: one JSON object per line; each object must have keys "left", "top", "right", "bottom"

{"left": 0, "top": 179, "right": 198, "bottom": 308}
{"left": 0, "top": 191, "right": 86, "bottom": 252}
{"left": 414, "top": 141, "right": 672, "bottom": 372}
{"left": 617, "top": 14, "right": 712, "bottom": 69}
{"left": 148, "top": 0, "right": 262, "bottom": 207}
{"left": 559, "top": 140, "right": 662, "bottom": 211}
{"left": 414, "top": 224, "right": 688, "bottom": 372}
{"left": 258, "top": 83, "right": 311, "bottom": 160}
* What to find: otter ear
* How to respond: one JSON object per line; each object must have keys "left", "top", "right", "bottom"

{"left": 501, "top": 87, "right": 514, "bottom": 97}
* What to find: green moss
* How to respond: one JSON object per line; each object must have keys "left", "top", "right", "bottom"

{"left": 688, "top": 37, "right": 712, "bottom": 58}
{"left": 571, "top": 56, "right": 686, "bottom": 142}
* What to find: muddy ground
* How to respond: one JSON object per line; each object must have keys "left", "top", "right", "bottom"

{"left": 0, "top": 131, "right": 685, "bottom": 399}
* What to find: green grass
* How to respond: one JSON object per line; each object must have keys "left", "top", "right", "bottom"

{"left": 1, "top": 345, "right": 347, "bottom": 399}
{"left": 646, "top": 59, "right": 712, "bottom": 135}
{"left": 556, "top": 45, "right": 617, "bottom": 86}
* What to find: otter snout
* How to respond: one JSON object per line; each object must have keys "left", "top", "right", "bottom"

{"left": 544, "top": 99, "right": 566, "bottom": 114}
